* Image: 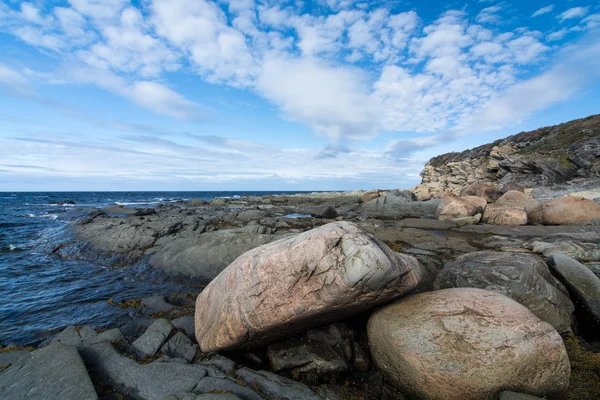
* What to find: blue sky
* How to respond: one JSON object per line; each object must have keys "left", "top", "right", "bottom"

{"left": 0, "top": 0, "right": 599, "bottom": 191}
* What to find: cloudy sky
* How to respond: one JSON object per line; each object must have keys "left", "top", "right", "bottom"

{"left": 0, "top": 0, "right": 599, "bottom": 191}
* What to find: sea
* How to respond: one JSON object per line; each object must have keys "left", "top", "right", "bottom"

{"left": 0, "top": 191, "right": 309, "bottom": 346}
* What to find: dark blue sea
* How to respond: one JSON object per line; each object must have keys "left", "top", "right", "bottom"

{"left": 0, "top": 191, "right": 309, "bottom": 346}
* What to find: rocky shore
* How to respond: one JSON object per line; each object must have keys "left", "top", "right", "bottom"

{"left": 2, "top": 116, "right": 600, "bottom": 400}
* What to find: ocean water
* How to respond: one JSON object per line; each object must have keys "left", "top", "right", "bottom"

{"left": 0, "top": 191, "right": 308, "bottom": 345}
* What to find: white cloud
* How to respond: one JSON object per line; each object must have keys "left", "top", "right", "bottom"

{"left": 257, "top": 55, "right": 381, "bottom": 139}
{"left": 558, "top": 7, "right": 589, "bottom": 22}
{"left": 547, "top": 28, "right": 569, "bottom": 42}
{"left": 123, "top": 81, "right": 200, "bottom": 119}
{"left": 532, "top": 5, "right": 554, "bottom": 17}
{"left": 477, "top": 6, "right": 502, "bottom": 24}
{"left": 0, "top": 63, "right": 33, "bottom": 95}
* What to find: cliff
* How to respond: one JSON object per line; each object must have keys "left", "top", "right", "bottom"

{"left": 414, "top": 114, "right": 600, "bottom": 199}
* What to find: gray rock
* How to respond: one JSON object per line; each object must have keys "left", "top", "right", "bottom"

{"left": 267, "top": 338, "right": 348, "bottom": 375}
{"left": 452, "top": 213, "right": 481, "bottom": 227}
{"left": 304, "top": 323, "right": 354, "bottom": 363}
{"left": 149, "top": 231, "right": 287, "bottom": 281}
{"left": 160, "top": 332, "right": 198, "bottom": 362}
{"left": 164, "top": 394, "right": 243, "bottom": 400}
{"left": 434, "top": 251, "right": 574, "bottom": 335}
{"left": 0, "top": 344, "right": 97, "bottom": 399}
{"left": 548, "top": 254, "right": 600, "bottom": 328}
{"left": 236, "top": 368, "right": 323, "bottom": 400}
{"left": 95, "top": 328, "right": 126, "bottom": 344}
{"left": 194, "top": 355, "right": 237, "bottom": 376}
{"left": 194, "top": 377, "right": 263, "bottom": 400}
{"left": 82, "top": 342, "right": 208, "bottom": 400}
{"left": 172, "top": 315, "right": 196, "bottom": 340}
{"left": 142, "top": 295, "right": 175, "bottom": 314}
{"left": 499, "top": 391, "right": 544, "bottom": 400}
{"left": 133, "top": 318, "right": 174, "bottom": 358}
{"left": 359, "top": 199, "right": 440, "bottom": 220}
{"left": 0, "top": 349, "right": 31, "bottom": 367}
{"left": 51, "top": 325, "right": 98, "bottom": 347}
{"left": 311, "top": 205, "right": 337, "bottom": 219}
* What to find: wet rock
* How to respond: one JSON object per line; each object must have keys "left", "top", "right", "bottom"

{"left": 132, "top": 318, "right": 174, "bottom": 358}
{"left": 134, "top": 208, "right": 157, "bottom": 216}
{"left": 437, "top": 193, "right": 486, "bottom": 220}
{"left": 0, "top": 344, "right": 97, "bottom": 399}
{"left": 267, "top": 338, "right": 348, "bottom": 376}
{"left": 368, "top": 288, "right": 570, "bottom": 400}
{"left": 172, "top": 316, "right": 195, "bottom": 340}
{"left": 142, "top": 295, "right": 175, "bottom": 314}
{"left": 195, "top": 221, "right": 421, "bottom": 352}
{"left": 460, "top": 182, "right": 503, "bottom": 202}
{"left": 548, "top": 254, "right": 600, "bottom": 330}
{"left": 434, "top": 251, "right": 574, "bottom": 334}
{"left": 160, "top": 332, "right": 198, "bottom": 363}
{"left": 529, "top": 196, "right": 600, "bottom": 225}
{"left": 312, "top": 205, "right": 337, "bottom": 219}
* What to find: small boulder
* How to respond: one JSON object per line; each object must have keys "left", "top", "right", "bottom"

{"left": 548, "top": 254, "right": 600, "bottom": 331}
{"left": 434, "top": 251, "right": 574, "bottom": 334}
{"left": 312, "top": 205, "right": 337, "bottom": 219}
{"left": 142, "top": 295, "right": 175, "bottom": 314}
{"left": 460, "top": 182, "right": 503, "bottom": 202}
{"left": 482, "top": 206, "right": 528, "bottom": 225}
{"left": 437, "top": 193, "right": 486, "bottom": 220}
{"left": 368, "top": 288, "right": 570, "bottom": 400}
{"left": 172, "top": 316, "right": 195, "bottom": 340}
{"left": 195, "top": 221, "right": 421, "bottom": 352}
{"left": 267, "top": 338, "right": 348, "bottom": 376}
{"left": 495, "top": 190, "right": 539, "bottom": 213}
{"left": 132, "top": 318, "right": 174, "bottom": 358}
{"left": 529, "top": 196, "right": 600, "bottom": 225}
{"left": 160, "top": 332, "right": 198, "bottom": 363}
{"left": 360, "top": 190, "right": 382, "bottom": 203}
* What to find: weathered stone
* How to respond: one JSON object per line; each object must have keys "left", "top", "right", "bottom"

{"left": 437, "top": 194, "right": 487, "bottom": 220}
{"left": 51, "top": 325, "right": 126, "bottom": 349}
{"left": 132, "top": 318, "right": 174, "bottom": 358}
{"left": 236, "top": 368, "right": 324, "bottom": 400}
{"left": 452, "top": 213, "right": 482, "bottom": 227}
{"left": 501, "top": 183, "right": 525, "bottom": 193}
{"left": 368, "top": 288, "right": 570, "bottom": 400}
{"left": 460, "top": 182, "right": 503, "bottom": 202}
{"left": 498, "top": 392, "right": 544, "bottom": 400}
{"left": 529, "top": 196, "right": 600, "bottom": 225}
{"left": 194, "top": 377, "right": 263, "bottom": 400}
{"left": 0, "top": 349, "right": 30, "bottom": 367}
{"left": 434, "top": 251, "right": 574, "bottom": 334}
{"left": 495, "top": 190, "right": 539, "bottom": 212}
{"left": 267, "top": 338, "right": 348, "bottom": 375}
{"left": 160, "top": 332, "right": 198, "bottom": 363}
{"left": 548, "top": 254, "right": 600, "bottom": 330}
{"left": 195, "top": 221, "right": 421, "bottom": 352}
{"left": 482, "top": 205, "right": 528, "bottom": 225}
{"left": 0, "top": 344, "right": 97, "bottom": 399}
{"left": 82, "top": 342, "right": 207, "bottom": 400}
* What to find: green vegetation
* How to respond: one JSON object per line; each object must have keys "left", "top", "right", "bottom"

{"left": 564, "top": 336, "right": 600, "bottom": 400}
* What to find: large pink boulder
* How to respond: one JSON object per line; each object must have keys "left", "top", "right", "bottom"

{"left": 368, "top": 288, "right": 570, "bottom": 400}
{"left": 437, "top": 193, "right": 487, "bottom": 220}
{"left": 529, "top": 196, "right": 600, "bottom": 225}
{"left": 195, "top": 221, "right": 421, "bottom": 352}
{"left": 482, "top": 190, "right": 539, "bottom": 225}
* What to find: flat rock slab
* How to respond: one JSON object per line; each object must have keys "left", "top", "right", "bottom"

{"left": 368, "top": 288, "right": 570, "bottom": 400}
{"left": 0, "top": 344, "right": 97, "bottom": 400}
{"left": 195, "top": 221, "right": 421, "bottom": 352}
{"left": 434, "top": 251, "right": 574, "bottom": 334}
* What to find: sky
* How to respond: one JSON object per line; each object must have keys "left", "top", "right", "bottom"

{"left": 0, "top": 0, "right": 599, "bottom": 191}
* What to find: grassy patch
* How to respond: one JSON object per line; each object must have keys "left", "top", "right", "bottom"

{"left": 0, "top": 345, "right": 34, "bottom": 353}
{"left": 564, "top": 336, "right": 600, "bottom": 400}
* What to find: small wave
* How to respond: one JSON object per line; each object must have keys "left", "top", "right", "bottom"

{"left": 27, "top": 213, "right": 35, "bottom": 218}
{"left": 40, "top": 214, "right": 59, "bottom": 220}
{"left": 9, "top": 244, "right": 18, "bottom": 251}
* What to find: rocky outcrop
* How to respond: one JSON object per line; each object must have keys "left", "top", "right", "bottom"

{"left": 0, "top": 344, "right": 98, "bottom": 399}
{"left": 367, "top": 288, "right": 570, "bottom": 400}
{"left": 434, "top": 251, "right": 574, "bottom": 334}
{"left": 195, "top": 221, "right": 421, "bottom": 352}
{"left": 529, "top": 195, "right": 600, "bottom": 225}
{"left": 481, "top": 190, "right": 539, "bottom": 225}
{"left": 414, "top": 114, "right": 600, "bottom": 198}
